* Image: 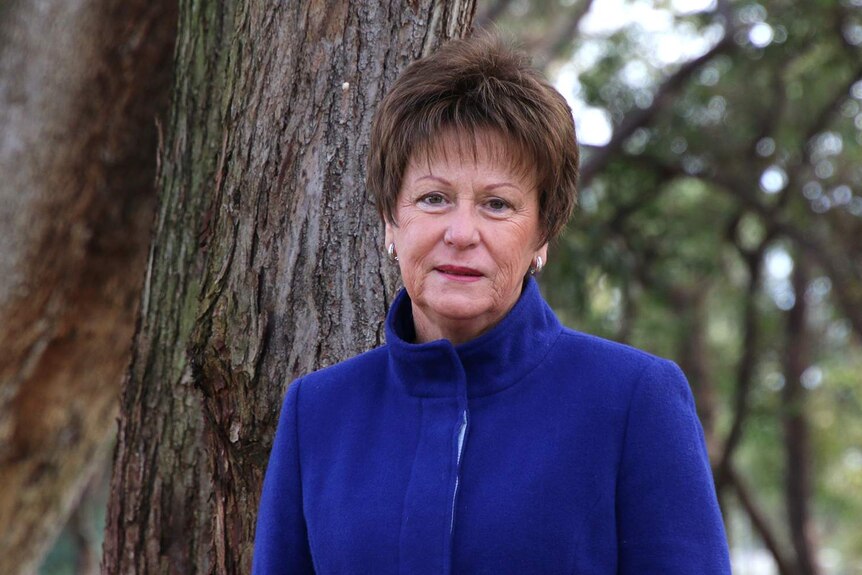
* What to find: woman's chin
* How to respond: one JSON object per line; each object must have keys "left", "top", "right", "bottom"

{"left": 423, "top": 295, "right": 495, "bottom": 324}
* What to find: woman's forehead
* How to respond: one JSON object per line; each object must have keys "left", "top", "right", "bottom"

{"left": 408, "top": 127, "right": 536, "bottom": 181}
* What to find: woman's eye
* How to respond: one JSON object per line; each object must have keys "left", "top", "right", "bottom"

{"left": 486, "top": 198, "right": 510, "bottom": 211}
{"left": 419, "top": 193, "right": 446, "bottom": 206}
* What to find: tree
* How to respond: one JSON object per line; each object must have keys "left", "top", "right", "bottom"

{"left": 0, "top": 0, "right": 175, "bottom": 572}
{"left": 101, "top": 1, "right": 476, "bottom": 573}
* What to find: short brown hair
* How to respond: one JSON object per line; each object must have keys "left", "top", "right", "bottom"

{"left": 367, "top": 33, "right": 579, "bottom": 244}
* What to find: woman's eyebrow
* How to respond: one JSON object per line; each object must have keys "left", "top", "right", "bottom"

{"left": 416, "top": 175, "right": 521, "bottom": 192}
{"left": 415, "top": 174, "right": 452, "bottom": 186}
{"left": 484, "top": 182, "right": 522, "bottom": 192}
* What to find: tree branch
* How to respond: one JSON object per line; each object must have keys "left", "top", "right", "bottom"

{"left": 726, "top": 461, "right": 797, "bottom": 575}
{"left": 715, "top": 237, "right": 769, "bottom": 492}
{"left": 634, "top": 152, "right": 862, "bottom": 341}
{"left": 579, "top": 32, "right": 735, "bottom": 188}
{"left": 772, "top": 222, "right": 862, "bottom": 340}
{"left": 777, "top": 62, "right": 862, "bottom": 212}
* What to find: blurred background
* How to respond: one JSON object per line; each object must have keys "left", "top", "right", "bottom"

{"left": 491, "top": 0, "right": 862, "bottom": 572}
{"left": 7, "top": 0, "right": 862, "bottom": 573}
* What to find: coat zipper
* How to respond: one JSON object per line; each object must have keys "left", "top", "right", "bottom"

{"left": 449, "top": 408, "right": 469, "bottom": 534}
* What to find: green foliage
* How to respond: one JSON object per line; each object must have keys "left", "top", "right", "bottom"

{"left": 493, "top": 0, "right": 862, "bottom": 566}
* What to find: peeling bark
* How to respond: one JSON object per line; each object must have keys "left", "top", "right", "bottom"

{"left": 102, "top": 1, "right": 475, "bottom": 573}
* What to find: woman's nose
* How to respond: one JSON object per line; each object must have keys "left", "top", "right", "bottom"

{"left": 443, "top": 205, "right": 480, "bottom": 247}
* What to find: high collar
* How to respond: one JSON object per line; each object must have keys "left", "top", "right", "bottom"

{"left": 385, "top": 278, "right": 562, "bottom": 399}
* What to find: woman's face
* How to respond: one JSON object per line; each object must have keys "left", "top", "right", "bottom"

{"left": 385, "top": 129, "right": 548, "bottom": 344}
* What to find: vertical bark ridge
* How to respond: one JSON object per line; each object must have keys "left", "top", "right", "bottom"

{"left": 102, "top": 0, "right": 233, "bottom": 572}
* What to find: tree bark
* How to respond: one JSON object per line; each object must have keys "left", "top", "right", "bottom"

{"left": 0, "top": 0, "right": 176, "bottom": 572}
{"left": 102, "top": 1, "right": 475, "bottom": 573}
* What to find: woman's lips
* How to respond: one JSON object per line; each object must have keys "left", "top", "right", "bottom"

{"left": 435, "top": 265, "right": 483, "bottom": 282}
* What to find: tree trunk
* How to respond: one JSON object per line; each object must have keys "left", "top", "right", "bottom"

{"left": 783, "top": 256, "right": 821, "bottom": 575}
{"left": 102, "top": 1, "right": 475, "bottom": 573}
{"left": 0, "top": 0, "right": 176, "bottom": 571}
{"left": 672, "top": 285, "right": 718, "bottom": 458}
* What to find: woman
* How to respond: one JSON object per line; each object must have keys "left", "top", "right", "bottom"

{"left": 253, "top": 34, "right": 731, "bottom": 574}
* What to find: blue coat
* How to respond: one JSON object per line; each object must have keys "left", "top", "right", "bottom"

{"left": 253, "top": 279, "right": 731, "bottom": 574}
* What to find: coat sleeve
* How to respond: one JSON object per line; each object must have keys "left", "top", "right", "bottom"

{"left": 252, "top": 379, "right": 315, "bottom": 574}
{"left": 616, "top": 358, "right": 731, "bottom": 574}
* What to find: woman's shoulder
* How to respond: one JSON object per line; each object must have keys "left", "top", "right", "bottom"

{"left": 302, "top": 345, "right": 388, "bottom": 386}
{"left": 299, "top": 344, "right": 389, "bottom": 389}
{"left": 551, "top": 327, "right": 688, "bottom": 396}
{"left": 556, "top": 326, "right": 667, "bottom": 367}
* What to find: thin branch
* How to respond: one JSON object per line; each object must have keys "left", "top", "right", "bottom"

{"left": 715, "top": 235, "right": 769, "bottom": 492}
{"left": 633, "top": 152, "right": 862, "bottom": 341}
{"left": 579, "top": 33, "right": 735, "bottom": 188}
{"left": 803, "top": 66, "right": 862, "bottom": 159}
{"left": 747, "top": 68, "right": 786, "bottom": 159}
{"left": 773, "top": 223, "right": 862, "bottom": 340}
{"left": 726, "top": 461, "right": 797, "bottom": 575}
{"left": 777, "top": 63, "right": 862, "bottom": 211}
{"left": 722, "top": 177, "right": 862, "bottom": 341}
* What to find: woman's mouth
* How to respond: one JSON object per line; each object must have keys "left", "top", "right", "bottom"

{"left": 435, "top": 265, "right": 483, "bottom": 282}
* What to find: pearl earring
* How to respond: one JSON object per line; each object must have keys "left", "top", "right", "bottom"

{"left": 530, "top": 255, "right": 544, "bottom": 275}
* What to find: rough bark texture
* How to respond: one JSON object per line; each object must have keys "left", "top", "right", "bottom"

{"left": 102, "top": 1, "right": 475, "bottom": 573}
{"left": 0, "top": 0, "right": 176, "bottom": 572}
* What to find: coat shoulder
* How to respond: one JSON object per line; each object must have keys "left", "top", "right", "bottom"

{"left": 551, "top": 327, "right": 682, "bottom": 397}
{"left": 557, "top": 327, "right": 663, "bottom": 364}
{"left": 297, "top": 344, "right": 390, "bottom": 401}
